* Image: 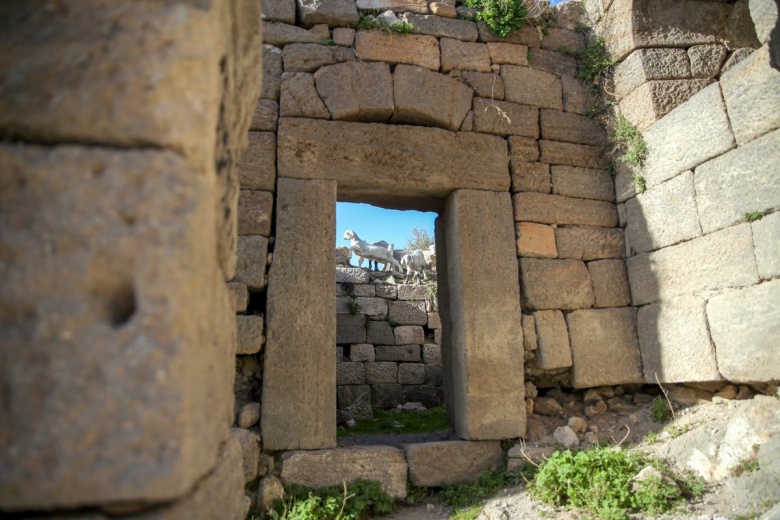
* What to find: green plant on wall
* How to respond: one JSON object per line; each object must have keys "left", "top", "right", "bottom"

{"left": 357, "top": 14, "right": 414, "bottom": 33}
{"left": 464, "top": 0, "right": 529, "bottom": 38}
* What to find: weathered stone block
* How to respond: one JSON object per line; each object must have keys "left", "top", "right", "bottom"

{"left": 355, "top": 297, "right": 388, "bottom": 317}
{"left": 392, "top": 64, "right": 473, "bottom": 131}
{"left": 337, "top": 314, "right": 368, "bottom": 344}
{"left": 337, "top": 385, "right": 371, "bottom": 408}
{"left": 282, "top": 43, "right": 334, "bottom": 72}
{"left": 423, "top": 344, "right": 442, "bottom": 364}
{"left": 237, "top": 315, "right": 265, "bottom": 355}
{"left": 0, "top": 145, "right": 234, "bottom": 508}
{"left": 235, "top": 235, "right": 269, "bottom": 290}
{"left": 337, "top": 362, "right": 367, "bottom": 385}
{"left": 280, "top": 447, "right": 408, "bottom": 498}
{"left": 515, "top": 222, "right": 557, "bottom": 258}
{"left": 541, "top": 28, "right": 585, "bottom": 52}
{"left": 238, "top": 190, "right": 274, "bottom": 237}
{"left": 708, "top": 280, "right": 780, "bottom": 382}
{"left": 555, "top": 227, "right": 625, "bottom": 260}
{"left": 613, "top": 48, "right": 691, "bottom": 100}
{"left": 337, "top": 283, "right": 376, "bottom": 297}
{"left": 509, "top": 136, "right": 540, "bottom": 163}
{"left": 398, "top": 364, "right": 426, "bottom": 384}
{"left": 440, "top": 38, "right": 491, "bottom": 72}
{"left": 425, "top": 363, "right": 443, "bottom": 386}
{"left": 430, "top": 1, "right": 456, "bottom": 18}
{"left": 336, "top": 267, "right": 370, "bottom": 283}
{"left": 262, "top": 178, "right": 336, "bottom": 451}
{"left": 749, "top": 0, "right": 779, "bottom": 44}
{"left": 400, "top": 13, "right": 479, "bottom": 41}
{"left": 477, "top": 23, "right": 540, "bottom": 47}
{"left": 511, "top": 162, "right": 550, "bottom": 193}
{"left": 550, "top": 165, "right": 613, "bottom": 202}
{"left": 721, "top": 45, "right": 780, "bottom": 147}
{"left": 232, "top": 427, "right": 260, "bottom": 483}
{"left": 540, "top": 110, "right": 606, "bottom": 147}
{"left": 262, "top": 45, "right": 284, "bottom": 100}
{"left": 357, "top": 0, "right": 429, "bottom": 13}
{"left": 520, "top": 259, "right": 595, "bottom": 311}
{"left": 513, "top": 193, "right": 618, "bottom": 227}
{"left": 561, "top": 76, "right": 593, "bottom": 115}
{"left": 280, "top": 72, "right": 330, "bottom": 119}
{"left": 588, "top": 259, "right": 631, "bottom": 308}
{"left": 528, "top": 48, "right": 578, "bottom": 77}
{"left": 376, "top": 285, "right": 398, "bottom": 299}
{"left": 619, "top": 79, "right": 712, "bottom": 130}
{"left": 356, "top": 32, "right": 440, "bottom": 70}
{"left": 567, "top": 308, "right": 643, "bottom": 388}
{"left": 688, "top": 44, "right": 727, "bottom": 79}
{"left": 404, "top": 441, "right": 502, "bottom": 486}
{"left": 365, "top": 362, "right": 399, "bottom": 384}
{"left": 297, "top": 0, "right": 360, "bottom": 27}
{"left": 239, "top": 132, "right": 276, "bottom": 192}
{"left": 522, "top": 314, "right": 537, "bottom": 351}
{"left": 251, "top": 100, "right": 280, "bottom": 132}
{"left": 350, "top": 344, "right": 376, "bottom": 362}
{"left": 627, "top": 224, "right": 759, "bottom": 306}
{"left": 472, "top": 98, "right": 539, "bottom": 138}
{"left": 373, "top": 383, "right": 405, "bottom": 408}
{"left": 315, "top": 62, "right": 394, "bottom": 122}
{"left": 376, "top": 345, "right": 421, "bottom": 362}
{"left": 263, "top": 21, "right": 328, "bottom": 47}
{"left": 643, "top": 83, "right": 735, "bottom": 188}
{"left": 625, "top": 170, "right": 701, "bottom": 253}
{"left": 721, "top": 47, "right": 756, "bottom": 74}
{"left": 637, "top": 296, "right": 719, "bottom": 383}
{"left": 332, "top": 27, "right": 356, "bottom": 46}
{"left": 389, "top": 300, "right": 428, "bottom": 325}
{"left": 460, "top": 71, "right": 505, "bottom": 99}
{"left": 753, "top": 212, "right": 780, "bottom": 280}
{"left": 263, "top": 0, "right": 296, "bottom": 23}
{"left": 532, "top": 310, "right": 572, "bottom": 369}
{"left": 443, "top": 190, "right": 525, "bottom": 439}
{"left": 428, "top": 312, "right": 441, "bottom": 329}
{"left": 367, "top": 321, "right": 395, "bottom": 344}
{"left": 394, "top": 326, "right": 425, "bottom": 345}
{"left": 227, "top": 282, "right": 249, "bottom": 314}
{"left": 501, "top": 65, "right": 563, "bottom": 110}
{"left": 277, "top": 118, "right": 510, "bottom": 197}
{"left": 487, "top": 42, "right": 529, "bottom": 65}
{"left": 538, "top": 140, "right": 607, "bottom": 169}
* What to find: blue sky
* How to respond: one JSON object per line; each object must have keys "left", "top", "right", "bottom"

{"left": 336, "top": 202, "right": 437, "bottom": 250}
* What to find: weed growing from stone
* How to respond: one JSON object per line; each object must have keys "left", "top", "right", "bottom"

{"left": 357, "top": 15, "right": 414, "bottom": 34}
{"left": 651, "top": 396, "right": 672, "bottom": 422}
{"left": 464, "top": 0, "right": 529, "bottom": 38}
{"left": 320, "top": 38, "right": 334, "bottom": 46}
{"left": 613, "top": 114, "right": 647, "bottom": 168}
{"left": 532, "top": 447, "right": 700, "bottom": 520}
{"left": 338, "top": 406, "right": 449, "bottom": 437}
{"left": 270, "top": 480, "right": 394, "bottom": 520}
{"left": 645, "top": 431, "right": 659, "bottom": 444}
{"left": 347, "top": 296, "right": 360, "bottom": 315}
{"left": 744, "top": 211, "right": 764, "bottom": 222}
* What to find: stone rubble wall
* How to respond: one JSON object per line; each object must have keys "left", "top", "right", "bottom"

{"left": 335, "top": 268, "right": 444, "bottom": 410}
{"left": 0, "top": 0, "right": 263, "bottom": 517}
{"left": 592, "top": 0, "right": 780, "bottom": 384}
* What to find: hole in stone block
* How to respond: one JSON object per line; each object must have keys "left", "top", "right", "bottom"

{"left": 108, "top": 280, "right": 136, "bottom": 328}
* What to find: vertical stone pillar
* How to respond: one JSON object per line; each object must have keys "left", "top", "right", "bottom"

{"left": 443, "top": 189, "right": 526, "bottom": 439}
{"left": 262, "top": 178, "right": 337, "bottom": 450}
{"left": 434, "top": 216, "right": 455, "bottom": 428}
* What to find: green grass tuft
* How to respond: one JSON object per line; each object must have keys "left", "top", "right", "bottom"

{"left": 613, "top": 114, "right": 648, "bottom": 170}
{"left": 744, "top": 211, "right": 764, "bottom": 222}
{"left": 464, "top": 0, "right": 529, "bottom": 38}
{"left": 357, "top": 15, "right": 414, "bottom": 33}
{"left": 650, "top": 397, "right": 671, "bottom": 422}
{"left": 270, "top": 480, "right": 394, "bottom": 520}
{"left": 338, "top": 406, "right": 449, "bottom": 437}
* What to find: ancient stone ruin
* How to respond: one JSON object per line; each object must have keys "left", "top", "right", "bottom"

{"left": 0, "top": 0, "right": 778, "bottom": 517}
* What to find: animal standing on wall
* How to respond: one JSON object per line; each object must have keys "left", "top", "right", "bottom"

{"left": 343, "top": 230, "right": 403, "bottom": 272}
{"left": 357, "top": 239, "right": 391, "bottom": 271}
{"left": 401, "top": 249, "right": 428, "bottom": 284}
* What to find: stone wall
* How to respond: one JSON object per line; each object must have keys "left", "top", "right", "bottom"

{"left": 593, "top": 0, "right": 780, "bottom": 385}
{"left": 335, "top": 268, "right": 443, "bottom": 411}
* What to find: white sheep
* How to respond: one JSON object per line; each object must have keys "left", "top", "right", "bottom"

{"left": 343, "top": 230, "right": 403, "bottom": 272}
{"left": 401, "top": 249, "right": 427, "bottom": 284}
{"left": 357, "top": 239, "right": 390, "bottom": 271}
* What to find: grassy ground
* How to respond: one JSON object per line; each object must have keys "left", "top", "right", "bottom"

{"left": 338, "top": 406, "right": 450, "bottom": 437}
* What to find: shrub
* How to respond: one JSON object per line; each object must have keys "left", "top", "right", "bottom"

{"left": 464, "top": 0, "right": 529, "bottom": 38}
{"left": 270, "top": 480, "right": 394, "bottom": 520}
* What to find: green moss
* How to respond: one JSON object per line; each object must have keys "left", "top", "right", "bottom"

{"left": 338, "top": 406, "right": 449, "bottom": 437}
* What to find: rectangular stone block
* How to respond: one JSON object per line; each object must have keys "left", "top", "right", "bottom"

{"left": 613, "top": 48, "right": 692, "bottom": 100}
{"left": 398, "top": 285, "right": 429, "bottom": 300}
{"left": 440, "top": 38, "right": 491, "bottom": 72}
{"left": 520, "top": 258, "right": 595, "bottom": 311}
{"left": 400, "top": 13, "right": 479, "bottom": 42}
{"left": 472, "top": 98, "right": 539, "bottom": 138}
{"left": 337, "top": 362, "right": 367, "bottom": 385}
{"left": 707, "top": 280, "right": 780, "bottom": 382}
{"left": 261, "top": 44, "right": 283, "bottom": 99}
{"left": 587, "top": 259, "right": 631, "bottom": 308}
{"left": 423, "top": 344, "right": 442, "bottom": 364}
{"left": 234, "top": 235, "right": 269, "bottom": 291}
{"left": 528, "top": 48, "right": 578, "bottom": 77}
{"left": 540, "top": 27, "right": 585, "bottom": 52}
{"left": 262, "top": 179, "right": 336, "bottom": 450}
{"left": 561, "top": 75, "right": 592, "bottom": 115}
{"left": 237, "top": 315, "right": 264, "bottom": 355}
{"left": 425, "top": 363, "right": 443, "bottom": 385}
{"left": 501, "top": 65, "right": 563, "bottom": 110}
{"left": 694, "top": 128, "right": 780, "bottom": 234}
{"left": 538, "top": 140, "right": 607, "bottom": 169}
{"left": 404, "top": 441, "right": 502, "bottom": 486}
{"left": 721, "top": 44, "right": 780, "bottom": 146}
{"left": 365, "top": 362, "right": 399, "bottom": 384}
{"left": 389, "top": 300, "right": 428, "bottom": 325}
{"left": 354, "top": 297, "right": 389, "bottom": 317}
{"left": 394, "top": 325, "right": 425, "bottom": 345}
{"left": 338, "top": 384, "right": 371, "bottom": 408}
{"left": 398, "top": 363, "right": 426, "bottom": 384}
{"left": 511, "top": 162, "right": 550, "bottom": 193}
{"left": 540, "top": 110, "right": 607, "bottom": 147}
{"left": 315, "top": 61, "right": 394, "bottom": 123}
{"left": 567, "top": 308, "right": 644, "bottom": 388}
{"left": 0, "top": 145, "right": 234, "bottom": 508}
{"left": 367, "top": 320, "right": 395, "bottom": 345}
{"left": 392, "top": 63, "right": 474, "bottom": 131}
{"left": 350, "top": 344, "right": 376, "bottom": 362}
{"left": 372, "top": 382, "right": 404, "bottom": 408}
{"left": 428, "top": 312, "right": 441, "bottom": 330}
{"left": 376, "top": 285, "right": 398, "bottom": 299}
{"left": 337, "top": 314, "right": 368, "bottom": 344}
{"left": 643, "top": 83, "right": 735, "bottom": 188}
{"left": 277, "top": 118, "right": 510, "bottom": 199}
{"left": 262, "top": 0, "right": 296, "bottom": 23}
{"left": 376, "top": 345, "right": 421, "bottom": 362}
{"left": 336, "top": 267, "right": 370, "bottom": 284}
{"left": 237, "top": 190, "right": 273, "bottom": 236}
{"left": 620, "top": 79, "right": 712, "bottom": 131}
{"left": 239, "top": 132, "right": 277, "bottom": 191}
{"left": 627, "top": 224, "right": 760, "bottom": 306}
{"left": 280, "top": 71, "right": 331, "bottom": 118}
{"left": 280, "top": 447, "right": 408, "bottom": 498}
{"left": 251, "top": 99, "right": 279, "bottom": 131}
{"left": 357, "top": 0, "right": 428, "bottom": 14}
{"left": 753, "top": 212, "right": 780, "bottom": 280}
{"left": 513, "top": 192, "right": 618, "bottom": 227}
{"left": 263, "top": 21, "right": 327, "bottom": 47}
{"left": 487, "top": 42, "right": 529, "bottom": 65}
{"left": 227, "top": 282, "right": 249, "bottom": 314}
{"left": 461, "top": 70, "right": 505, "bottom": 100}
{"left": 551, "top": 165, "right": 614, "bottom": 202}
{"left": 298, "top": 0, "right": 360, "bottom": 26}
{"left": 555, "top": 227, "right": 625, "bottom": 260}
{"left": 637, "top": 296, "right": 720, "bottom": 383}
{"left": 508, "top": 135, "right": 540, "bottom": 162}
{"left": 625, "top": 170, "right": 701, "bottom": 253}
{"left": 477, "top": 23, "right": 540, "bottom": 47}
{"left": 444, "top": 190, "right": 525, "bottom": 439}
{"left": 355, "top": 31, "right": 440, "bottom": 70}
{"left": 532, "top": 310, "right": 572, "bottom": 369}
{"left": 515, "top": 222, "right": 557, "bottom": 259}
